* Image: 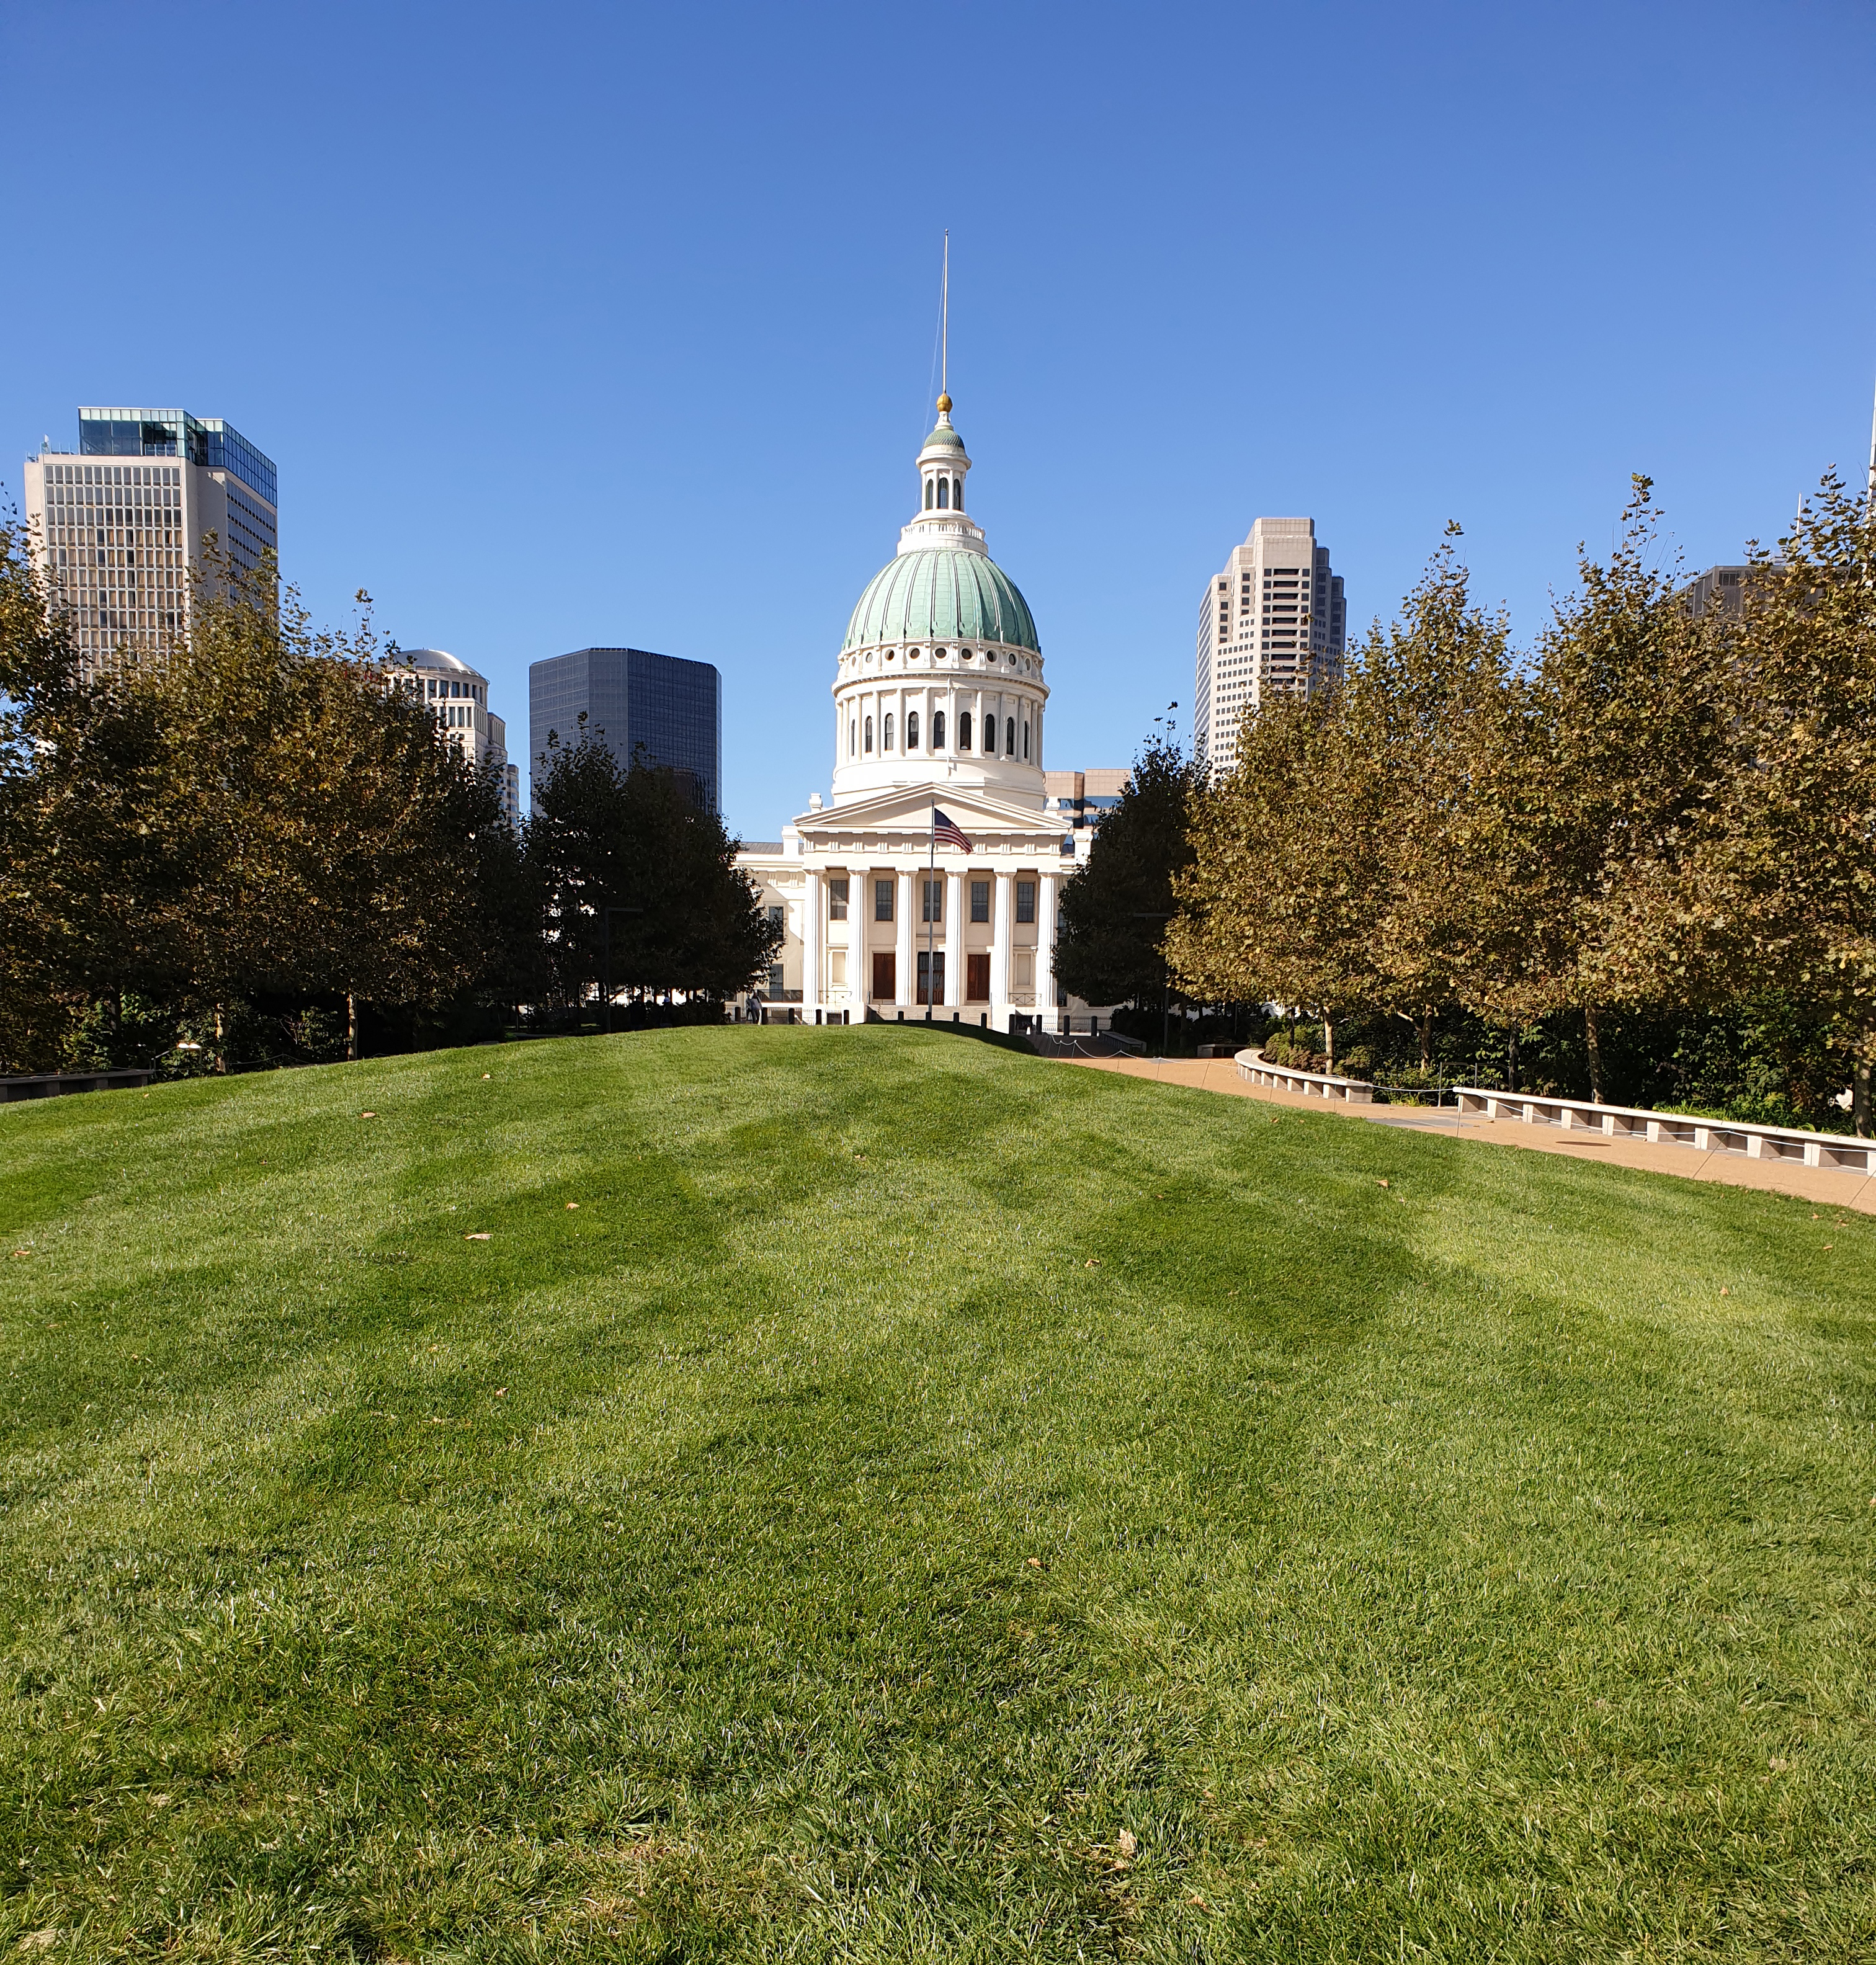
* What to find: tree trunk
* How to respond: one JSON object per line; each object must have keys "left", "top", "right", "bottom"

{"left": 1322, "top": 1007, "right": 1336, "bottom": 1076}
{"left": 213, "top": 1003, "right": 226, "bottom": 1075}
{"left": 1508, "top": 1027, "right": 1519, "bottom": 1096}
{"left": 1419, "top": 1010, "right": 1432, "bottom": 1073}
{"left": 1585, "top": 1003, "right": 1604, "bottom": 1105}
{"left": 1855, "top": 1056, "right": 1872, "bottom": 1140}
{"left": 347, "top": 992, "right": 359, "bottom": 1063}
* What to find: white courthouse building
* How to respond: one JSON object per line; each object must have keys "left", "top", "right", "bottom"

{"left": 738, "top": 396, "right": 1084, "bottom": 1031}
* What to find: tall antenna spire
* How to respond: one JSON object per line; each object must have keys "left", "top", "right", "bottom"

{"left": 1867, "top": 369, "right": 1875, "bottom": 514}
{"left": 940, "top": 231, "right": 950, "bottom": 401}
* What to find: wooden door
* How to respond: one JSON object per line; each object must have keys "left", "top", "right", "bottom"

{"left": 967, "top": 952, "right": 991, "bottom": 1002}
{"left": 872, "top": 951, "right": 895, "bottom": 1001}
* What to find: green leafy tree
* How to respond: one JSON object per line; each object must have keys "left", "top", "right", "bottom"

{"left": 529, "top": 725, "right": 779, "bottom": 1014}
{"left": 0, "top": 514, "right": 171, "bottom": 1069}
{"left": 1615, "top": 471, "right": 1876, "bottom": 1133}
{"left": 1054, "top": 736, "right": 1202, "bottom": 1016}
{"left": 1169, "top": 690, "right": 1385, "bottom": 1074}
{"left": 1359, "top": 528, "right": 1517, "bottom": 1068}
{"left": 135, "top": 568, "right": 515, "bottom": 1061}
{"left": 1468, "top": 480, "right": 1731, "bottom": 1100}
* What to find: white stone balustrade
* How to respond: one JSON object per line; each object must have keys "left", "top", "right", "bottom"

{"left": 1452, "top": 1090, "right": 1876, "bottom": 1174}
{"left": 1235, "top": 1050, "right": 1375, "bottom": 1104}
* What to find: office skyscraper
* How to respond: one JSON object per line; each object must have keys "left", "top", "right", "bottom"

{"left": 1193, "top": 517, "right": 1345, "bottom": 777}
{"left": 21, "top": 407, "right": 278, "bottom": 671}
{"left": 529, "top": 646, "right": 721, "bottom": 813}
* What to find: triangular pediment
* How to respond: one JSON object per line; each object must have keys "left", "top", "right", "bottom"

{"left": 792, "top": 782, "right": 1067, "bottom": 845}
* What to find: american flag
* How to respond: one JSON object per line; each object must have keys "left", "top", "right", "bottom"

{"left": 932, "top": 808, "right": 972, "bottom": 854}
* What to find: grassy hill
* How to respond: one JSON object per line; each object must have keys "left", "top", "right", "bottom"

{"left": 2, "top": 1027, "right": 1872, "bottom": 1962}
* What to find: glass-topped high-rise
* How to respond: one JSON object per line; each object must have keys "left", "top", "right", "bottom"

{"left": 20, "top": 406, "right": 279, "bottom": 671}
{"left": 529, "top": 647, "right": 721, "bottom": 814}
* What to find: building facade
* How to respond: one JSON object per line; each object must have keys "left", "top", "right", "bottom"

{"left": 1193, "top": 516, "right": 1345, "bottom": 776}
{"left": 737, "top": 394, "right": 1083, "bottom": 1030}
{"left": 529, "top": 646, "right": 721, "bottom": 813}
{"left": 21, "top": 406, "right": 278, "bottom": 672}
{"left": 1676, "top": 565, "right": 1754, "bottom": 617}
{"left": 389, "top": 648, "right": 522, "bottom": 828}
{"left": 1044, "top": 767, "right": 1130, "bottom": 831}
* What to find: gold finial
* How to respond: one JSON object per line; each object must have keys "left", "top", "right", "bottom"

{"left": 936, "top": 392, "right": 952, "bottom": 414}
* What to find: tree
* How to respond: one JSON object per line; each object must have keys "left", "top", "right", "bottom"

{"left": 0, "top": 514, "right": 169, "bottom": 1071}
{"left": 1169, "top": 689, "right": 1385, "bottom": 1074}
{"left": 1359, "top": 529, "right": 1517, "bottom": 1070}
{"left": 1616, "top": 471, "right": 1876, "bottom": 1133}
{"left": 1467, "top": 480, "right": 1731, "bottom": 1100}
{"left": 529, "top": 725, "right": 779, "bottom": 1015}
{"left": 133, "top": 566, "right": 516, "bottom": 1061}
{"left": 1054, "top": 736, "right": 1201, "bottom": 1015}
{"left": 1, "top": 530, "right": 527, "bottom": 1071}
{"left": 1170, "top": 535, "right": 1511, "bottom": 1076}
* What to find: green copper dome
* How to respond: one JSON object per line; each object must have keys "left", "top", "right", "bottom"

{"left": 921, "top": 419, "right": 967, "bottom": 452}
{"left": 842, "top": 548, "right": 1040, "bottom": 654}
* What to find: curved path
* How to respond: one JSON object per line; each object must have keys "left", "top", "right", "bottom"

{"left": 1056, "top": 1054, "right": 1876, "bottom": 1216}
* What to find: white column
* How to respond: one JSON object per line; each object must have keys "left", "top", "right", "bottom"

{"left": 802, "top": 868, "right": 822, "bottom": 1018}
{"left": 944, "top": 870, "right": 963, "bottom": 1007}
{"left": 990, "top": 869, "right": 1013, "bottom": 1020}
{"left": 895, "top": 870, "right": 914, "bottom": 1009}
{"left": 1035, "top": 870, "right": 1058, "bottom": 1032}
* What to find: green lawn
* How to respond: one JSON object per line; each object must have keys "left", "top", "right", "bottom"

{"left": 2, "top": 1028, "right": 1872, "bottom": 1962}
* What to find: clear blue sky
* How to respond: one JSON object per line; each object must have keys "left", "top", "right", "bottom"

{"left": 6, "top": 2, "right": 1874, "bottom": 839}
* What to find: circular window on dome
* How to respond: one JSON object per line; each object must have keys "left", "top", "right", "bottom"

{"left": 909, "top": 648, "right": 920, "bottom": 661}
{"left": 886, "top": 649, "right": 895, "bottom": 661}
{"left": 961, "top": 648, "right": 974, "bottom": 661}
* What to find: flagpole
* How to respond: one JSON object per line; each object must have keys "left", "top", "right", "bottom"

{"left": 926, "top": 802, "right": 937, "bottom": 1018}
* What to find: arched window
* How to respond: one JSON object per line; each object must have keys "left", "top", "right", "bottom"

{"left": 1006, "top": 717, "right": 1016, "bottom": 756}
{"left": 883, "top": 713, "right": 894, "bottom": 751}
{"left": 958, "top": 710, "right": 972, "bottom": 751}
{"left": 937, "top": 478, "right": 949, "bottom": 509}
{"left": 924, "top": 479, "right": 934, "bottom": 510}
{"left": 985, "top": 716, "right": 996, "bottom": 755}
{"left": 932, "top": 710, "right": 945, "bottom": 749}
{"left": 952, "top": 476, "right": 963, "bottom": 508}
{"left": 1022, "top": 720, "right": 1030, "bottom": 760}
{"left": 906, "top": 710, "right": 919, "bottom": 751}
{"left": 849, "top": 718, "right": 857, "bottom": 757}
{"left": 864, "top": 716, "right": 873, "bottom": 753}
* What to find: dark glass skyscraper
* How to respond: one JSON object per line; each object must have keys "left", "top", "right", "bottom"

{"left": 529, "top": 647, "right": 721, "bottom": 814}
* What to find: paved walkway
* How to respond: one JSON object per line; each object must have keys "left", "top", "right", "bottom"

{"left": 1056, "top": 1055, "right": 1876, "bottom": 1216}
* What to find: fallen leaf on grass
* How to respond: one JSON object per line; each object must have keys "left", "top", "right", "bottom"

{"left": 1377, "top": 1179, "right": 1390, "bottom": 1188}
{"left": 9, "top": 1249, "right": 30, "bottom": 1259}
{"left": 1824, "top": 1244, "right": 1833, "bottom": 1252}
{"left": 464, "top": 1232, "right": 491, "bottom": 1242}
{"left": 494, "top": 1388, "right": 507, "bottom": 1397}
{"left": 565, "top": 1201, "right": 580, "bottom": 1210}
{"left": 1084, "top": 1258, "right": 1101, "bottom": 1268}
{"left": 481, "top": 1072, "right": 491, "bottom": 1081}
{"left": 361, "top": 1112, "right": 378, "bottom": 1120}
{"left": 1720, "top": 1286, "right": 1731, "bottom": 1296}
{"left": 1027, "top": 1557, "right": 1043, "bottom": 1569}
